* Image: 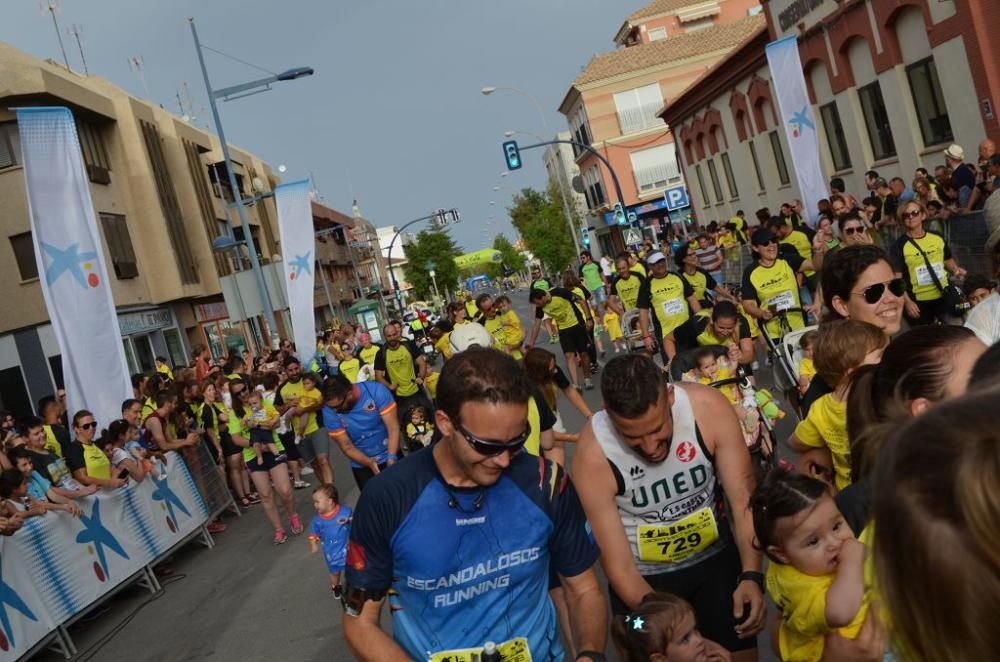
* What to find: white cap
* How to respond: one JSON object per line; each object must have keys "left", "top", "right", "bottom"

{"left": 449, "top": 322, "right": 494, "bottom": 353}
{"left": 646, "top": 251, "right": 667, "bottom": 264}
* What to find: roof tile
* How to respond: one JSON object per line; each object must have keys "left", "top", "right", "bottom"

{"left": 628, "top": 0, "right": 722, "bottom": 22}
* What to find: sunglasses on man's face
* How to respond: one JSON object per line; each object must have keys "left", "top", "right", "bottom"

{"left": 843, "top": 226, "right": 863, "bottom": 235}
{"left": 455, "top": 421, "right": 531, "bottom": 457}
{"left": 854, "top": 278, "right": 906, "bottom": 304}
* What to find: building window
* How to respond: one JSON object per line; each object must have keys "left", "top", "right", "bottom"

{"left": 629, "top": 143, "right": 682, "bottom": 194}
{"left": 721, "top": 153, "right": 739, "bottom": 199}
{"left": 99, "top": 213, "right": 139, "bottom": 279}
{"left": 76, "top": 120, "right": 111, "bottom": 184}
{"left": 706, "top": 158, "right": 724, "bottom": 203}
{"left": 0, "top": 123, "right": 22, "bottom": 169}
{"left": 613, "top": 83, "right": 664, "bottom": 135}
{"left": 819, "top": 102, "right": 852, "bottom": 172}
{"left": 9, "top": 232, "right": 38, "bottom": 281}
{"left": 748, "top": 141, "right": 764, "bottom": 191}
{"left": 769, "top": 131, "right": 790, "bottom": 186}
{"left": 858, "top": 82, "right": 897, "bottom": 161}
{"left": 694, "top": 164, "right": 709, "bottom": 208}
{"left": 906, "top": 57, "right": 953, "bottom": 147}
{"left": 163, "top": 328, "right": 187, "bottom": 368}
{"left": 647, "top": 27, "right": 667, "bottom": 41}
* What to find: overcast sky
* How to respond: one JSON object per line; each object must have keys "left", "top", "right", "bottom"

{"left": 4, "top": 0, "right": 642, "bottom": 251}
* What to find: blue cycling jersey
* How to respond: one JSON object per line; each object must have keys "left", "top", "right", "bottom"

{"left": 322, "top": 382, "right": 397, "bottom": 468}
{"left": 346, "top": 446, "right": 599, "bottom": 661}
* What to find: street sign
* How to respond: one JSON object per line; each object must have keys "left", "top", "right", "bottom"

{"left": 664, "top": 186, "right": 690, "bottom": 211}
{"left": 623, "top": 227, "right": 642, "bottom": 246}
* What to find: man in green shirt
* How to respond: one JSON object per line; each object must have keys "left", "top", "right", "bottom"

{"left": 579, "top": 250, "right": 608, "bottom": 316}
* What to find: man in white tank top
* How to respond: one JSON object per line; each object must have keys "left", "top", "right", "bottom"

{"left": 574, "top": 354, "right": 765, "bottom": 661}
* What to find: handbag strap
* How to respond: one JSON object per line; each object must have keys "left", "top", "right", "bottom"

{"left": 906, "top": 236, "right": 946, "bottom": 294}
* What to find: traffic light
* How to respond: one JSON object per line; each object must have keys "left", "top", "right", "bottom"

{"left": 502, "top": 140, "right": 522, "bottom": 171}
{"left": 685, "top": 213, "right": 694, "bottom": 226}
{"left": 581, "top": 226, "right": 591, "bottom": 248}
{"left": 613, "top": 202, "right": 627, "bottom": 225}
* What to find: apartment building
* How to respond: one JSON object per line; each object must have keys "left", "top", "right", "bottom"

{"left": 0, "top": 42, "right": 286, "bottom": 415}
{"left": 660, "top": 0, "right": 999, "bottom": 222}
{"left": 558, "top": 0, "right": 763, "bottom": 255}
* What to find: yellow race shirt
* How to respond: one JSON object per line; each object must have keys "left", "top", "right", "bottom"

{"left": 484, "top": 312, "right": 524, "bottom": 360}
{"left": 359, "top": 345, "right": 380, "bottom": 366}
{"left": 767, "top": 562, "right": 869, "bottom": 662}
{"left": 434, "top": 333, "right": 453, "bottom": 360}
{"left": 890, "top": 232, "right": 951, "bottom": 302}
{"left": 603, "top": 310, "right": 623, "bottom": 341}
{"left": 794, "top": 393, "right": 850, "bottom": 490}
{"left": 780, "top": 230, "right": 815, "bottom": 277}
{"left": 82, "top": 443, "right": 111, "bottom": 480}
{"left": 43, "top": 425, "right": 64, "bottom": 457}
{"left": 611, "top": 272, "right": 645, "bottom": 310}
{"left": 630, "top": 260, "right": 647, "bottom": 278}
{"left": 339, "top": 358, "right": 361, "bottom": 383}
{"left": 278, "top": 379, "right": 321, "bottom": 435}
{"left": 536, "top": 287, "right": 584, "bottom": 330}
{"left": 637, "top": 273, "right": 695, "bottom": 337}
{"left": 375, "top": 342, "right": 421, "bottom": 397}
{"left": 227, "top": 405, "right": 284, "bottom": 464}
{"left": 742, "top": 257, "right": 805, "bottom": 337}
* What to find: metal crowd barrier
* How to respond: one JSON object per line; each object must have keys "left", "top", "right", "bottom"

{"left": 180, "top": 438, "right": 240, "bottom": 522}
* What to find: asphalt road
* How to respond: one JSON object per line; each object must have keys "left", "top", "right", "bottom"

{"left": 35, "top": 288, "right": 788, "bottom": 662}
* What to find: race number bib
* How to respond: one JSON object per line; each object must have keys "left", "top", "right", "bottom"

{"left": 637, "top": 507, "right": 719, "bottom": 563}
{"left": 660, "top": 298, "right": 685, "bottom": 317}
{"left": 430, "top": 637, "right": 532, "bottom": 662}
{"left": 766, "top": 290, "right": 795, "bottom": 312}
{"left": 914, "top": 262, "right": 945, "bottom": 287}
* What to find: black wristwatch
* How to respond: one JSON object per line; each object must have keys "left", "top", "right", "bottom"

{"left": 575, "top": 652, "right": 607, "bottom": 662}
{"left": 738, "top": 570, "right": 765, "bottom": 589}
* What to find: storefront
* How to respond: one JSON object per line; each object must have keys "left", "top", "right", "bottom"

{"left": 117, "top": 307, "right": 188, "bottom": 375}
{"left": 192, "top": 301, "right": 253, "bottom": 361}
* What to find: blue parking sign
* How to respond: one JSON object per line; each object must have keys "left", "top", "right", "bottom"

{"left": 664, "top": 186, "right": 689, "bottom": 211}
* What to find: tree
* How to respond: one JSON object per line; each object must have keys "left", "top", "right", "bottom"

{"left": 484, "top": 233, "right": 527, "bottom": 279}
{"left": 401, "top": 230, "right": 461, "bottom": 300}
{"left": 507, "top": 178, "right": 582, "bottom": 274}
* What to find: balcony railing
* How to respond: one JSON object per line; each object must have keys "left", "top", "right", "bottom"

{"left": 617, "top": 102, "right": 665, "bottom": 135}
{"left": 633, "top": 162, "right": 682, "bottom": 194}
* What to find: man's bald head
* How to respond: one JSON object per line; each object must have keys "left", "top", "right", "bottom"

{"left": 980, "top": 139, "right": 997, "bottom": 160}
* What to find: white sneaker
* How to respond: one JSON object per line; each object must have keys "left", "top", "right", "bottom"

{"left": 300, "top": 466, "right": 315, "bottom": 475}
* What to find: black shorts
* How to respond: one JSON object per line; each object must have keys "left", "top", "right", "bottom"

{"left": 608, "top": 543, "right": 756, "bottom": 653}
{"left": 351, "top": 462, "right": 389, "bottom": 491}
{"left": 279, "top": 431, "right": 300, "bottom": 461}
{"left": 558, "top": 325, "right": 590, "bottom": 355}
{"left": 221, "top": 433, "right": 243, "bottom": 458}
{"left": 246, "top": 451, "right": 287, "bottom": 473}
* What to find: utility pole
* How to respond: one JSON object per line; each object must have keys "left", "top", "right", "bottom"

{"left": 41, "top": 0, "right": 70, "bottom": 70}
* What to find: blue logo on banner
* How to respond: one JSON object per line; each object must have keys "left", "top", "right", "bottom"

{"left": 40, "top": 242, "right": 100, "bottom": 289}
{"left": 76, "top": 499, "right": 129, "bottom": 582}
{"left": 788, "top": 107, "right": 815, "bottom": 138}
{"left": 664, "top": 186, "right": 690, "bottom": 211}
{"left": 151, "top": 473, "right": 191, "bottom": 533}
{"left": 0, "top": 553, "right": 38, "bottom": 650}
{"left": 288, "top": 252, "right": 313, "bottom": 280}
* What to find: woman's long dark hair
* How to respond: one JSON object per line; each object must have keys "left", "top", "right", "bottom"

{"left": 229, "top": 377, "right": 251, "bottom": 419}
{"left": 524, "top": 347, "right": 558, "bottom": 411}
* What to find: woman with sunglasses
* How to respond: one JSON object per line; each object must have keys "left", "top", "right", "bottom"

{"left": 66, "top": 410, "right": 127, "bottom": 489}
{"left": 227, "top": 379, "right": 301, "bottom": 544}
{"left": 835, "top": 211, "right": 875, "bottom": 248}
{"left": 889, "top": 199, "right": 967, "bottom": 325}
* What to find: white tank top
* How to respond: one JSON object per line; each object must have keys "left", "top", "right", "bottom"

{"left": 591, "top": 385, "right": 728, "bottom": 574}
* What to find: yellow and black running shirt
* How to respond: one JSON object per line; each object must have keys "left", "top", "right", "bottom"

{"left": 780, "top": 230, "right": 815, "bottom": 277}
{"left": 637, "top": 273, "right": 695, "bottom": 337}
{"left": 359, "top": 344, "right": 380, "bottom": 366}
{"left": 374, "top": 341, "right": 421, "bottom": 397}
{"left": 611, "top": 271, "right": 645, "bottom": 310}
{"left": 742, "top": 255, "right": 805, "bottom": 337}
{"left": 535, "top": 287, "right": 585, "bottom": 330}
{"left": 890, "top": 232, "right": 951, "bottom": 302}
{"left": 680, "top": 268, "right": 718, "bottom": 306}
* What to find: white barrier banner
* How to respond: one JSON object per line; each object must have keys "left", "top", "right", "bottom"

{"left": 765, "top": 36, "right": 829, "bottom": 226}
{"left": 16, "top": 107, "right": 132, "bottom": 424}
{"left": 1, "top": 453, "right": 207, "bottom": 658}
{"left": 274, "top": 180, "right": 317, "bottom": 361}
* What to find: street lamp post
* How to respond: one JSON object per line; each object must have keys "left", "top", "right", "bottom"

{"left": 482, "top": 86, "right": 582, "bottom": 259}
{"left": 386, "top": 210, "right": 460, "bottom": 315}
{"left": 190, "top": 17, "right": 313, "bottom": 350}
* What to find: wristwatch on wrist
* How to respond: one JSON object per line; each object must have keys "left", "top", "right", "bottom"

{"left": 575, "top": 651, "right": 607, "bottom": 662}
{"left": 738, "top": 570, "right": 765, "bottom": 589}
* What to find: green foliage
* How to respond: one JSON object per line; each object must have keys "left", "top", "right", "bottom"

{"left": 507, "top": 178, "right": 581, "bottom": 274}
{"left": 401, "top": 230, "right": 461, "bottom": 299}
{"left": 484, "top": 233, "right": 527, "bottom": 279}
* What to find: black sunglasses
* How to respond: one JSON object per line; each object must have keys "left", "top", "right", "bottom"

{"left": 902, "top": 209, "right": 923, "bottom": 220}
{"left": 843, "top": 226, "right": 862, "bottom": 235}
{"left": 854, "top": 278, "right": 906, "bottom": 304}
{"left": 455, "top": 421, "right": 531, "bottom": 457}
{"left": 79, "top": 421, "right": 98, "bottom": 431}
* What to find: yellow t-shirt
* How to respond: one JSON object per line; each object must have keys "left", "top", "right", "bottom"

{"left": 781, "top": 230, "right": 816, "bottom": 277}
{"left": 484, "top": 312, "right": 524, "bottom": 360}
{"left": 340, "top": 358, "right": 361, "bottom": 383}
{"left": 642, "top": 273, "right": 692, "bottom": 337}
{"left": 43, "top": 425, "right": 64, "bottom": 457}
{"left": 425, "top": 371, "right": 440, "bottom": 399}
{"left": 227, "top": 405, "right": 285, "bottom": 464}
{"left": 539, "top": 288, "right": 583, "bottom": 330}
{"left": 799, "top": 358, "right": 816, "bottom": 382}
{"left": 767, "top": 562, "right": 869, "bottom": 662}
{"left": 380, "top": 344, "right": 420, "bottom": 397}
{"left": 434, "top": 334, "right": 453, "bottom": 360}
{"left": 794, "top": 394, "right": 850, "bottom": 490}
{"left": 359, "top": 345, "right": 380, "bottom": 366}
{"left": 82, "top": 442, "right": 111, "bottom": 480}
{"left": 745, "top": 259, "right": 805, "bottom": 338}
{"left": 603, "top": 310, "right": 623, "bottom": 341}
{"left": 896, "top": 232, "right": 949, "bottom": 302}
{"left": 612, "top": 272, "right": 644, "bottom": 311}
{"left": 630, "top": 261, "right": 647, "bottom": 278}
{"left": 279, "top": 380, "right": 320, "bottom": 435}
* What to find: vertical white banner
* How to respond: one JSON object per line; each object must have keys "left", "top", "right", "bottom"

{"left": 765, "top": 36, "right": 829, "bottom": 226}
{"left": 17, "top": 107, "right": 132, "bottom": 424}
{"left": 274, "top": 180, "right": 316, "bottom": 360}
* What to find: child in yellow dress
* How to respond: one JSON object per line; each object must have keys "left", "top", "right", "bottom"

{"left": 603, "top": 308, "right": 625, "bottom": 353}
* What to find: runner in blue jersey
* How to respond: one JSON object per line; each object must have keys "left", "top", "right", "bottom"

{"left": 321, "top": 374, "right": 401, "bottom": 491}
{"left": 342, "top": 347, "right": 608, "bottom": 662}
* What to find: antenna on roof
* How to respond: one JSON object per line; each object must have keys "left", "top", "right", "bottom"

{"left": 40, "top": 0, "right": 71, "bottom": 70}
{"left": 127, "top": 55, "right": 151, "bottom": 100}
{"left": 66, "top": 23, "right": 88, "bottom": 75}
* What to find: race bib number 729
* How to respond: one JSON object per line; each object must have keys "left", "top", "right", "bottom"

{"left": 637, "top": 507, "right": 719, "bottom": 563}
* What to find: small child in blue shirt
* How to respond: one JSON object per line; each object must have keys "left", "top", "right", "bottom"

{"left": 308, "top": 484, "right": 352, "bottom": 599}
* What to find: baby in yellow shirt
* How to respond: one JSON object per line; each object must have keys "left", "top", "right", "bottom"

{"left": 789, "top": 320, "right": 886, "bottom": 491}
{"left": 797, "top": 330, "right": 817, "bottom": 395}
{"left": 293, "top": 373, "right": 323, "bottom": 442}
{"left": 602, "top": 309, "right": 625, "bottom": 352}
{"left": 752, "top": 468, "right": 871, "bottom": 662}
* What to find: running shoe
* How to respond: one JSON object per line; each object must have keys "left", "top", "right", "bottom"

{"left": 273, "top": 528, "right": 289, "bottom": 545}
{"left": 293, "top": 479, "right": 310, "bottom": 490}
{"left": 300, "top": 466, "right": 315, "bottom": 475}
{"left": 332, "top": 585, "right": 343, "bottom": 600}
{"left": 247, "top": 493, "right": 262, "bottom": 505}
{"left": 290, "top": 513, "right": 304, "bottom": 535}
{"left": 207, "top": 521, "right": 226, "bottom": 534}
{"left": 239, "top": 496, "right": 252, "bottom": 508}
{"left": 584, "top": 378, "right": 594, "bottom": 390}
